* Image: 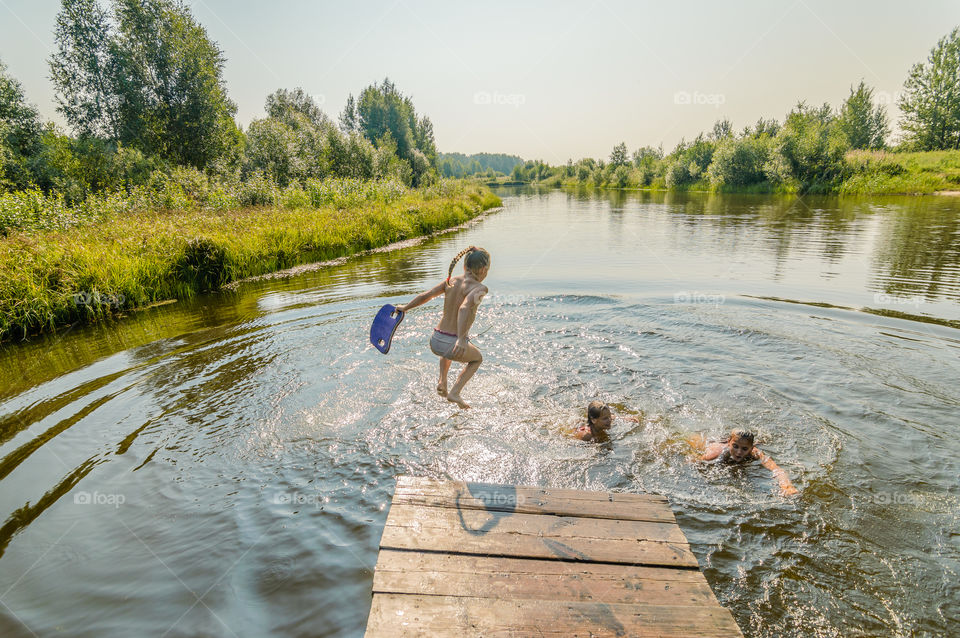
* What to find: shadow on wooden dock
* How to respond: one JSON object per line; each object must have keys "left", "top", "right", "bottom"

{"left": 364, "top": 475, "right": 744, "bottom": 637}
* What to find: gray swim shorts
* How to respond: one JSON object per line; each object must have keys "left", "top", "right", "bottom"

{"left": 430, "top": 329, "right": 465, "bottom": 358}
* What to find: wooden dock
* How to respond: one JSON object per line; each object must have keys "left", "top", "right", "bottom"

{"left": 364, "top": 476, "right": 743, "bottom": 637}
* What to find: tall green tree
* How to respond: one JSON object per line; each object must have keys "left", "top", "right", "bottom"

{"left": 0, "top": 59, "right": 45, "bottom": 190}
{"left": 49, "top": 0, "right": 118, "bottom": 139}
{"left": 609, "top": 142, "right": 628, "bottom": 167}
{"left": 899, "top": 27, "right": 960, "bottom": 150}
{"left": 413, "top": 114, "right": 437, "bottom": 167}
{"left": 266, "top": 87, "right": 328, "bottom": 128}
{"left": 339, "top": 93, "right": 358, "bottom": 132}
{"left": 710, "top": 118, "right": 733, "bottom": 140}
{"left": 350, "top": 78, "right": 437, "bottom": 184}
{"left": 838, "top": 81, "right": 888, "bottom": 149}
{"left": 49, "top": 0, "right": 240, "bottom": 169}
{"left": 245, "top": 89, "right": 330, "bottom": 185}
{"left": 112, "top": 0, "right": 240, "bottom": 168}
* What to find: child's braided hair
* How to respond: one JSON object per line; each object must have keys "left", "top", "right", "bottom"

{"left": 446, "top": 246, "right": 490, "bottom": 286}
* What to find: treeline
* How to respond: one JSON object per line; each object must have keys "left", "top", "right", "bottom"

{"left": 512, "top": 27, "right": 960, "bottom": 194}
{"left": 438, "top": 152, "right": 523, "bottom": 178}
{"left": 0, "top": 0, "right": 441, "bottom": 206}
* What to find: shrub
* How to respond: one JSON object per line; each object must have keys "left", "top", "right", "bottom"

{"left": 665, "top": 160, "right": 691, "bottom": 187}
{"left": 244, "top": 117, "right": 304, "bottom": 186}
{"left": 176, "top": 237, "right": 229, "bottom": 292}
{"left": 708, "top": 137, "right": 768, "bottom": 187}
{"left": 768, "top": 102, "right": 849, "bottom": 190}
{"left": 238, "top": 171, "right": 277, "bottom": 207}
{"left": 612, "top": 165, "right": 630, "bottom": 188}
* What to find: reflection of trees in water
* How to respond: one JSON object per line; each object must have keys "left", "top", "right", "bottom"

{"left": 872, "top": 198, "right": 960, "bottom": 300}
{"left": 629, "top": 190, "right": 869, "bottom": 281}
{"left": 0, "top": 291, "right": 261, "bottom": 401}
{"left": 604, "top": 189, "right": 629, "bottom": 210}
{"left": 751, "top": 196, "right": 869, "bottom": 281}
{"left": 362, "top": 247, "right": 441, "bottom": 288}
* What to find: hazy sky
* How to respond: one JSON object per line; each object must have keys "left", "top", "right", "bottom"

{"left": 2, "top": 0, "right": 958, "bottom": 163}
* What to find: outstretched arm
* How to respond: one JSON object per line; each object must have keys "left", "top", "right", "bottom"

{"left": 755, "top": 449, "right": 799, "bottom": 496}
{"left": 699, "top": 443, "right": 724, "bottom": 462}
{"left": 395, "top": 281, "right": 446, "bottom": 313}
{"left": 685, "top": 434, "right": 720, "bottom": 462}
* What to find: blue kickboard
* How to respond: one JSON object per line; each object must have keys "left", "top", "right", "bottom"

{"left": 370, "top": 304, "right": 404, "bottom": 354}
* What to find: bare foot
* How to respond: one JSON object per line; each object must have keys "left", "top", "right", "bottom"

{"left": 445, "top": 392, "right": 470, "bottom": 409}
{"left": 436, "top": 383, "right": 448, "bottom": 397}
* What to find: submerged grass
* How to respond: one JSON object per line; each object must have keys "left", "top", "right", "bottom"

{"left": 0, "top": 179, "right": 501, "bottom": 341}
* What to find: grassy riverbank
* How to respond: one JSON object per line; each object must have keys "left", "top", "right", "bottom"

{"left": 508, "top": 148, "right": 960, "bottom": 196}
{"left": 0, "top": 178, "right": 500, "bottom": 341}
{"left": 838, "top": 149, "right": 960, "bottom": 194}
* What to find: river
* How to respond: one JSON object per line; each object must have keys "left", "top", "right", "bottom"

{"left": 1, "top": 187, "right": 958, "bottom": 637}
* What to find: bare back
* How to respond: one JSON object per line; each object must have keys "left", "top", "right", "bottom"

{"left": 436, "top": 275, "right": 487, "bottom": 336}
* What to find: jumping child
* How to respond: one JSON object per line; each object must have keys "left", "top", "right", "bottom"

{"left": 688, "top": 429, "right": 799, "bottom": 496}
{"left": 395, "top": 246, "right": 490, "bottom": 409}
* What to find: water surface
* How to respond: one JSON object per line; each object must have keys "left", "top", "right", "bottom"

{"left": 1, "top": 188, "right": 958, "bottom": 637}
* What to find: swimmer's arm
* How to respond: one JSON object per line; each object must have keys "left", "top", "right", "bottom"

{"left": 573, "top": 426, "right": 592, "bottom": 441}
{"left": 698, "top": 442, "right": 724, "bottom": 462}
{"left": 756, "top": 449, "right": 799, "bottom": 496}
{"left": 395, "top": 281, "right": 446, "bottom": 313}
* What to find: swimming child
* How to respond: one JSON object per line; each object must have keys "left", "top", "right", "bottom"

{"left": 573, "top": 401, "right": 645, "bottom": 442}
{"left": 574, "top": 401, "right": 613, "bottom": 442}
{"left": 395, "top": 246, "right": 490, "bottom": 409}
{"left": 689, "top": 429, "right": 799, "bottom": 496}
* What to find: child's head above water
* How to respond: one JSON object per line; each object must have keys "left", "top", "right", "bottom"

{"left": 727, "top": 428, "right": 755, "bottom": 462}
{"left": 586, "top": 401, "right": 613, "bottom": 431}
{"left": 447, "top": 246, "right": 491, "bottom": 285}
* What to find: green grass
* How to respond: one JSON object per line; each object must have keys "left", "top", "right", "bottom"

{"left": 0, "top": 179, "right": 501, "bottom": 341}
{"left": 839, "top": 149, "right": 960, "bottom": 194}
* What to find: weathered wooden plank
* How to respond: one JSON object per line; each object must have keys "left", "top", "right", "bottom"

{"left": 364, "top": 594, "right": 744, "bottom": 637}
{"left": 380, "top": 503, "right": 699, "bottom": 568}
{"left": 385, "top": 502, "right": 688, "bottom": 544}
{"left": 397, "top": 476, "right": 669, "bottom": 503}
{"left": 393, "top": 476, "right": 676, "bottom": 523}
{"left": 372, "top": 550, "right": 721, "bottom": 606}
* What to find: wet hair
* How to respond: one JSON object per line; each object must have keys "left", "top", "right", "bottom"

{"left": 586, "top": 401, "right": 611, "bottom": 427}
{"left": 447, "top": 246, "right": 490, "bottom": 286}
{"left": 729, "top": 429, "right": 755, "bottom": 446}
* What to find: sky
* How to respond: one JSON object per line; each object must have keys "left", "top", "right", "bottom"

{"left": 1, "top": 0, "right": 959, "bottom": 164}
